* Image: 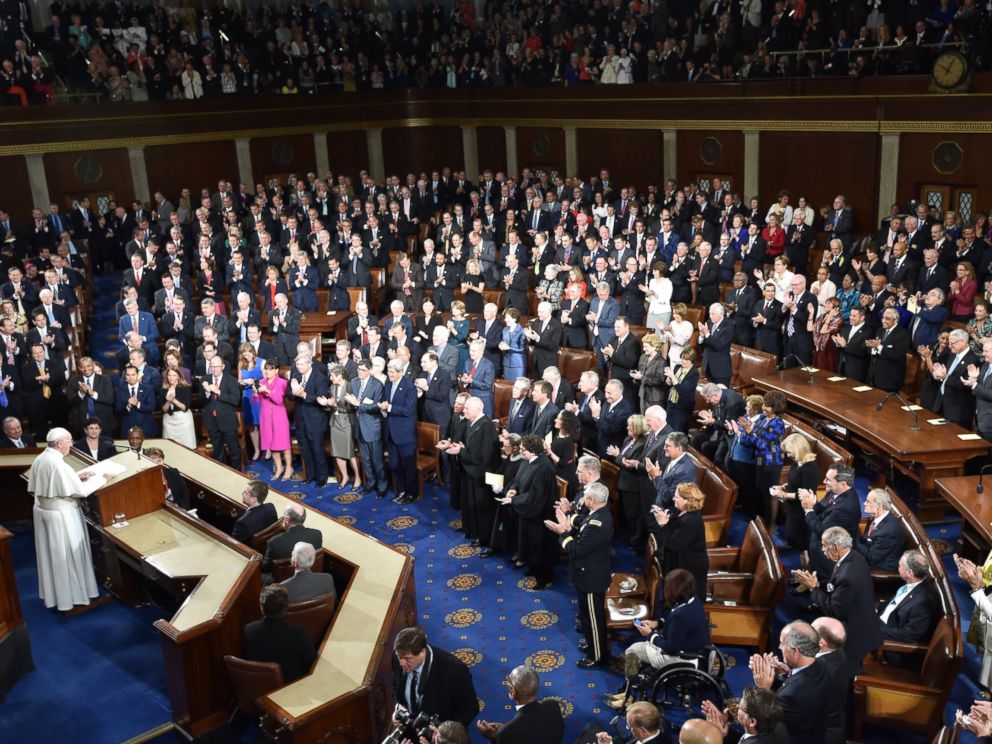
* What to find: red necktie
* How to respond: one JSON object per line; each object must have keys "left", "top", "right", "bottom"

{"left": 470, "top": 362, "right": 478, "bottom": 377}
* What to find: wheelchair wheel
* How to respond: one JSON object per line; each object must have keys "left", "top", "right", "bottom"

{"left": 649, "top": 665, "right": 725, "bottom": 729}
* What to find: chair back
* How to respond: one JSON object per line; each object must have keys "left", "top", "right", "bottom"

{"left": 493, "top": 379, "right": 514, "bottom": 420}
{"left": 920, "top": 618, "right": 957, "bottom": 689}
{"left": 346, "top": 287, "right": 365, "bottom": 311}
{"left": 285, "top": 593, "right": 336, "bottom": 647}
{"left": 223, "top": 655, "right": 284, "bottom": 715}
{"left": 250, "top": 519, "right": 285, "bottom": 553}
{"left": 738, "top": 520, "right": 762, "bottom": 573}
{"left": 557, "top": 348, "right": 598, "bottom": 386}
{"left": 416, "top": 421, "right": 441, "bottom": 457}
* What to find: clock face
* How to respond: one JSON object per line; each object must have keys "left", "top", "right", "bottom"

{"left": 933, "top": 52, "right": 967, "bottom": 89}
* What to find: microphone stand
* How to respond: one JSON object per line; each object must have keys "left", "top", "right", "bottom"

{"left": 876, "top": 390, "right": 920, "bottom": 431}
{"left": 977, "top": 463, "right": 992, "bottom": 494}
{"left": 779, "top": 354, "right": 815, "bottom": 384}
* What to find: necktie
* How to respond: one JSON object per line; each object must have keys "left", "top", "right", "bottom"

{"left": 132, "top": 315, "right": 138, "bottom": 332}
{"left": 13, "top": 439, "right": 22, "bottom": 448}
{"left": 866, "top": 518, "right": 878, "bottom": 537}
{"left": 85, "top": 376, "right": 95, "bottom": 416}
{"left": 130, "top": 385, "right": 137, "bottom": 398}
{"left": 409, "top": 670, "right": 420, "bottom": 713}
{"left": 942, "top": 353, "right": 963, "bottom": 395}
{"left": 510, "top": 399, "right": 520, "bottom": 419}
{"left": 389, "top": 382, "right": 397, "bottom": 403}
{"left": 470, "top": 362, "right": 478, "bottom": 378}
{"left": 984, "top": 366, "right": 992, "bottom": 384}
{"left": 358, "top": 379, "right": 367, "bottom": 399}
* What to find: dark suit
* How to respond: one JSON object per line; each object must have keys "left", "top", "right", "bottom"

{"left": 231, "top": 502, "right": 278, "bottom": 544}
{"left": 937, "top": 349, "right": 980, "bottom": 427}
{"left": 269, "top": 306, "right": 302, "bottom": 366}
{"left": 700, "top": 319, "right": 733, "bottom": 385}
{"left": 811, "top": 550, "right": 883, "bottom": 673}
{"left": 867, "top": 324, "right": 911, "bottom": 393}
{"left": 242, "top": 616, "right": 316, "bottom": 683}
{"left": 560, "top": 297, "right": 590, "bottom": 348}
{"left": 66, "top": 372, "right": 116, "bottom": 435}
{"left": 163, "top": 465, "right": 192, "bottom": 509}
{"left": 0, "top": 432, "right": 36, "bottom": 448}
{"left": 596, "top": 398, "right": 634, "bottom": 457}
{"left": 727, "top": 284, "right": 760, "bottom": 347}
{"left": 384, "top": 377, "right": 418, "bottom": 496}
{"left": 878, "top": 578, "right": 939, "bottom": 644}
{"left": 419, "top": 367, "right": 453, "bottom": 436}
{"left": 838, "top": 323, "right": 871, "bottom": 382}
{"left": 160, "top": 310, "right": 196, "bottom": 363}
{"left": 505, "top": 396, "right": 535, "bottom": 435}
{"left": 754, "top": 298, "right": 784, "bottom": 356}
{"left": 493, "top": 699, "right": 564, "bottom": 744}
{"left": 72, "top": 435, "right": 117, "bottom": 461}
{"left": 853, "top": 513, "right": 904, "bottom": 570}
{"left": 815, "top": 648, "right": 850, "bottom": 744}
{"left": 529, "top": 317, "right": 563, "bottom": 376}
{"left": 290, "top": 369, "right": 329, "bottom": 483}
{"left": 391, "top": 646, "right": 480, "bottom": 728}
{"left": 605, "top": 333, "right": 641, "bottom": 402}
{"left": 653, "top": 454, "right": 697, "bottom": 510}
{"left": 806, "top": 488, "right": 862, "bottom": 578}
{"left": 262, "top": 524, "right": 323, "bottom": 574}
{"left": 530, "top": 402, "right": 559, "bottom": 439}
{"left": 113, "top": 381, "right": 157, "bottom": 438}
{"left": 200, "top": 372, "right": 242, "bottom": 469}
{"left": 501, "top": 268, "right": 529, "bottom": 311}
{"left": 776, "top": 660, "right": 829, "bottom": 744}
{"left": 282, "top": 569, "right": 337, "bottom": 606}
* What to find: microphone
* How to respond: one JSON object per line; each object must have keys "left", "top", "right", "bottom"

{"left": 977, "top": 464, "right": 992, "bottom": 494}
{"left": 876, "top": 390, "right": 920, "bottom": 431}
{"left": 779, "top": 354, "right": 815, "bottom": 383}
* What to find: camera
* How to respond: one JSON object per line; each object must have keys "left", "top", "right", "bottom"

{"left": 382, "top": 709, "right": 440, "bottom": 744}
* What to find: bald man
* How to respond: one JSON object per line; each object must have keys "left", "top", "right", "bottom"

{"left": 811, "top": 617, "right": 850, "bottom": 744}
{"left": 261, "top": 503, "right": 323, "bottom": 574}
{"left": 679, "top": 718, "right": 724, "bottom": 744}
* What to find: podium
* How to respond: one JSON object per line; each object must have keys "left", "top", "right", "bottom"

{"left": 81, "top": 453, "right": 262, "bottom": 736}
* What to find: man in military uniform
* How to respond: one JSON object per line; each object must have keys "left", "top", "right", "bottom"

{"left": 546, "top": 481, "right": 613, "bottom": 668}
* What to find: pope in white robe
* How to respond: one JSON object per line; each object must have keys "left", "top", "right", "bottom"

{"left": 27, "top": 427, "right": 100, "bottom": 611}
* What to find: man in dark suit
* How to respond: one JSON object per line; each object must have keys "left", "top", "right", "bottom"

{"left": 935, "top": 328, "right": 979, "bottom": 427}
{"left": 382, "top": 360, "right": 419, "bottom": 504}
{"left": 833, "top": 307, "right": 871, "bottom": 382}
{"left": 726, "top": 272, "right": 760, "bottom": 348}
{"left": 231, "top": 480, "right": 278, "bottom": 544}
{"left": 559, "top": 284, "right": 590, "bottom": 348}
{"left": 572, "top": 370, "right": 604, "bottom": 453}
{"left": 649, "top": 432, "right": 697, "bottom": 510}
{"left": 424, "top": 250, "right": 459, "bottom": 311}
{"left": 390, "top": 626, "right": 480, "bottom": 730}
{"left": 67, "top": 356, "right": 116, "bottom": 436}
{"left": 782, "top": 275, "right": 818, "bottom": 368}
{"left": 810, "top": 617, "right": 851, "bottom": 744}
{"left": 878, "top": 549, "right": 938, "bottom": 645}
{"left": 229, "top": 291, "right": 263, "bottom": 346}
{"left": 160, "top": 295, "right": 197, "bottom": 365}
{"left": 885, "top": 241, "right": 916, "bottom": 291}
{"left": 242, "top": 584, "right": 316, "bottom": 683}
{"left": 786, "top": 213, "right": 815, "bottom": 278}
{"left": 193, "top": 297, "right": 231, "bottom": 342}
{"left": 798, "top": 527, "right": 883, "bottom": 673}
{"left": 692, "top": 384, "right": 745, "bottom": 463}
{"left": 270, "top": 293, "right": 302, "bottom": 366}
{"left": 473, "top": 304, "right": 505, "bottom": 375}
{"left": 448, "top": 396, "right": 501, "bottom": 552}
{"left": 909, "top": 288, "right": 949, "bottom": 350}
{"left": 346, "top": 302, "right": 379, "bottom": 349}
{"left": 752, "top": 282, "right": 784, "bottom": 357}
{"left": 593, "top": 380, "right": 634, "bottom": 458}
{"left": 740, "top": 224, "right": 768, "bottom": 280}
{"left": 416, "top": 352, "right": 453, "bottom": 440}
{"left": 281, "top": 542, "right": 337, "bottom": 606}
{"left": 916, "top": 248, "right": 950, "bottom": 296}
{"left": 262, "top": 503, "right": 323, "bottom": 574}
{"left": 500, "top": 254, "right": 529, "bottom": 311}
{"left": 799, "top": 463, "right": 862, "bottom": 579}
{"left": 965, "top": 338, "right": 992, "bottom": 442}
{"left": 112, "top": 363, "right": 156, "bottom": 438}
{"left": 289, "top": 355, "right": 330, "bottom": 486}
{"left": 460, "top": 340, "right": 497, "bottom": 419}
{"left": 854, "top": 488, "right": 905, "bottom": 570}
{"left": 698, "top": 303, "right": 733, "bottom": 386}
{"left": 505, "top": 378, "right": 536, "bottom": 435}
{"left": 347, "top": 360, "right": 387, "bottom": 497}
{"left": 749, "top": 621, "right": 829, "bottom": 744}
{"left": 144, "top": 447, "right": 192, "bottom": 509}
{"left": 200, "top": 357, "right": 243, "bottom": 470}
{"left": 867, "top": 309, "right": 911, "bottom": 392}
{"left": 825, "top": 195, "right": 854, "bottom": 250}
{"left": 524, "top": 302, "right": 563, "bottom": 377}
{"left": 528, "top": 381, "right": 559, "bottom": 439}
{"left": 602, "top": 317, "right": 641, "bottom": 403}
{"left": 0, "top": 417, "right": 35, "bottom": 448}
{"left": 475, "top": 665, "right": 564, "bottom": 743}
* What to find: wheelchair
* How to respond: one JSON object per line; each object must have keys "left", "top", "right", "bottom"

{"left": 609, "top": 645, "right": 731, "bottom": 731}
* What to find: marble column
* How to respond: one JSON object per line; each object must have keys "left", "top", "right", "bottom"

{"left": 505, "top": 126, "right": 518, "bottom": 177}
{"left": 313, "top": 133, "right": 330, "bottom": 177}
{"left": 461, "top": 125, "right": 479, "bottom": 180}
{"left": 366, "top": 128, "right": 385, "bottom": 183}
{"left": 24, "top": 154, "right": 49, "bottom": 208}
{"left": 878, "top": 132, "right": 900, "bottom": 225}
{"left": 743, "top": 130, "right": 760, "bottom": 201}
{"left": 662, "top": 129, "right": 677, "bottom": 184}
{"left": 128, "top": 146, "right": 150, "bottom": 204}
{"left": 235, "top": 138, "right": 254, "bottom": 188}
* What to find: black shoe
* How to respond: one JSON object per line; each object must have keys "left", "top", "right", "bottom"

{"left": 576, "top": 657, "right": 602, "bottom": 669}
{"left": 479, "top": 548, "right": 495, "bottom": 558}
{"left": 469, "top": 539, "right": 481, "bottom": 547}
{"left": 578, "top": 640, "right": 589, "bottom": 652}
{"left": 392, "top": 491, "right": 407, "bottom": 503}
{"left": 575, "top": 624, "right": 584, "bottom": 634}
{"left": 376, "top": 489, "right": 387, "bottom": 498}
{"left": 314, "top": 478, "right": 328, "bottom": 487}
{"left": 399, "top": 494, "right": 418, "bottom": 505}
{"left": 361, "top": 485, "right": 375, "bottom": 494}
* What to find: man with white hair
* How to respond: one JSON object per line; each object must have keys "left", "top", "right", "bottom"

{"left": 231, "top": 291, "right": 262, "bottom": 345}
{"left": 459, "top": 339, "right": 496, "bottom": 418}
{"left": 697, "top": 302, "right": 732, "bottom": 386}
{"left": 473, "top": 302, "right": 504, "bottom": 373}
{"left": 441, "top": 397, "right": 500, "bottom": 550}
{"left": 27, "top": 428, "right": 102, "bottom": 611}
{"left": 269, "top": 292, "right": 302, "bottom": 365}
{"left": 381, "top": 359, "right": 419, "bottom": 504}
{"left": 932, "top": 327, "right": 979, "bottom": 428}
{"left": 281, "top": 542, "right": 337, "bottom": 605}
{"left": 523, "top": 301, "right": 563, "bottom": 376}
{"left": 262, "top": 503, "right": 323, "bottom": 574}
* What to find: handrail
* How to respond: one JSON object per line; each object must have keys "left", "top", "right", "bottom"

{"left": 766, "top": 40, "right": 969, "bottom": 57}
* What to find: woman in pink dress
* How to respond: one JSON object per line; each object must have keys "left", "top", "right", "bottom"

{"left": 253, "top": 360, "right": 292, "bottom": 480}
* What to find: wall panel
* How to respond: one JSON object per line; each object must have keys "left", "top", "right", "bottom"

{"left": 576, "top": 129, "right": 662, "bottom": 191}
{"left": 515, "top": 127, "right": 565, "bottom": 176}
{"left": 477, "top": 126, "right": 506, "bottom": 175}
{"left": 249, "top": 134, "right": 317, "bottom": 186}
{"left": 676, "top": 130, "right": 745, "bottom": 196}
{"left": 327, "top": 130, "right": 370, "bottom": 181}
{"left": 759, "top": 132, "right": 878, "bottom": 235}
{"left": 0, "top": 156, "right": 34, "bottom": 220}
{"left": 382, "top": 126, "right": 463, "bottom": 177}
{"left": 43, "top": 148, "right": 134, "bottom": 210}
{"left": 145, "top": 141, "right": 238, "bottom": 201}
{"left": 897, "top": 133, "right": 991, "bottom": 218}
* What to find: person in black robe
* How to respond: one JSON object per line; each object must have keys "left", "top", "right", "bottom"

{"left": 546, "top": 409, "right": 580, "bottom": 500}
{"left": 442, "top": 396, "right": 500, "bottom": 552}
{"left": 503, "top": 435, "right": 559, "bottom": 589}
{"left": 490, "top": 432, "right": 523, "bottom": 555}
{"left": 444, "top": 393, "right": 469, "bottom": 515}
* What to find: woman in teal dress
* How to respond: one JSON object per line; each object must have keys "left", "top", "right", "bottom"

{"left": 447, "top": 300, "right": 471, "bottom": 373}
{"left": 237, "top": 343, "right": 265, "bottom": 461}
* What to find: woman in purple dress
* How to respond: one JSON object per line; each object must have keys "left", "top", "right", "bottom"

{"left": 253, "top": 360, "right": 292, "bottom": 480}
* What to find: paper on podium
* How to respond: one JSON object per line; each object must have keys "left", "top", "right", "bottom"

{"left": 77, "top": 459, "right": 128, "bottom": 496}
{"left": 484, "top": 472, "right": 504, "bottom": 488}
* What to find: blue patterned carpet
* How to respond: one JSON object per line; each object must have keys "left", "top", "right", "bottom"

{"left": 0, "top": 273, "right": 982, "bottom": 742}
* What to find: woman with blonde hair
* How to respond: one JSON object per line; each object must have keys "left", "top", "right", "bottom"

{"left": 631, "top": 333, "right": 667, "bottom": 412}
{"left": 651, "top": 481, "right": 709, "bottom": 602}
{"left": 608, "top": 414, "right": 648, "bottom": 548}
{"left": 772, "top": 432, "right": 821, "bottom": 550}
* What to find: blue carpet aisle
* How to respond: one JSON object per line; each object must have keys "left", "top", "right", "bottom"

{"left": 0, "top": 272, "right": 984, "bottom": 742}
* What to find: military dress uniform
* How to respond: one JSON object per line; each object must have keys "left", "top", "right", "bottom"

{"left": 562, "top": 506, "right": 614, "bottom": 667}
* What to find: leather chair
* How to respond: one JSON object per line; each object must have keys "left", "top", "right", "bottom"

{"left": 285, "top": 593, "right": 337, "bottom": 647}
{"left": 557, "top": 348, "right": 598, "bottom": 386}
{"left": 706, "top": 519, "right": 765, "bottom": 602}
{"left": 704, "top": 521, "right": 785, "bottom": 651}
{"left": 902, "top": 353, "right": 925, "bottom": 401}
{"left": 415, "top": 421, "right": 441, "bottom": 486}
{"left": 687, "top": 447, "right": 737, "bottom": 547}
{"left": 223, "top": 655, "right": 284, "bottom": 716}
{"left": 730, "top": 345, "right": 778, "bottom": 394}
{"left": 482, "top": 289, "right": 505, "bottom": 309}
{"left": 493, "top": 379, "right": 514, "bottom": 424}
{"left": 250, "top": 518, "right": 285, "bottom": 554}
{"left": 779, "top": 414, "right": 855, "bottom": 489}
{"left": 607, "top": 534, "right": 657, "bottom": 601}
{"left": 271, "top": 551, "right": 326, "bottom": 583}
{"left": 607, "top": 556, "right": 661, "bottom": 634}
{"left": 599, "top": 458, "right": 622, "bottom": 527}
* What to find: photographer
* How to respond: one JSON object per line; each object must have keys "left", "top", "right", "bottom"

{"left": 389, "top": 626, "right": 479, "bottom": 738}
{"left": 397, "top": 721, "right": 470, "bottom": 744}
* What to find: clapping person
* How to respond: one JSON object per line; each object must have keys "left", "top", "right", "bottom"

{"left": 659, "top": 302, "right": 693, "bottom": 364}
{"left": 608, "top": 414, "right": 648, "bottom": 548}
{"left": 727, "top": 395, "right": 764, "bottom": 520}
{"left": 812, "top": 297, "right": 843, "bottom": 371}
{"left": 447, "top": 300, "right": 471, "bottom": 373}
{"left": 489, "top": 432, "right": 522, "bottom": 558}
{"left": 630, "top": 333, "right": 667, "bottom": 413}
{"left": 649, "top": 482, "right": 708, "bottom": 602}
{"left": 318, "top": 364, "right": 361, "bottom": 491}
{"left": 499, "top": 308, "right": 527, "bottom": 381}
{"left": 731, "top": 391, "right": 787, "bottom": 528}
{"left": 253, "top": 360, "right": 293, "bottom": 480}
{"left": 545, "top": 409, "right": 580, "bottom": 499}
{"left": 159, "top": 366, "right": 196, "bottom": 448}
{"left": 238, "top": 343, "right": 264, "bottom": 461}
{"left": 664, "top": 347, "right": 699, "bottom": 433}
{"left": 771, "top": 433, "right": 821, "bottom": 552}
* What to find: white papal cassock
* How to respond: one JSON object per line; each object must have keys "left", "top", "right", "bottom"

{"left": 27, "top": 447, "right": 100, "bottom": 610}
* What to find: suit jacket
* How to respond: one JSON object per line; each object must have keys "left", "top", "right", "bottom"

{"left": 530, "top": 317, "right": 563, "bottom": 375}
{"left": 231, "top": 502, "right": 278, "bottom": 544}
{"left": 588, "top": 296, "right": 620, "bottom": 349}
{"left": 501, "top": 268, "right": 529, "bottom": 310}
{"left": 193, "top": 313, "right": 232, "bottom": 342}
{"left": 269, "top": 306, "right": 302, "bottom": 362}
{"left": 67, "top": 372, "right": 116, "bottom": 432}
{"left": 753, "top": 298, "right": 784, "bottom": 355}
{"left": 814, "top": 648, "right": 850, "bottom": 744}
{"left": 0, "top": 432, "right": 36, "bottom": 448}
{"left": 163, "top": 465, "right": 192, "bottom": 509}
{"left": 262, "top": 524, "right": 324, "bottom": 573}
{"left": 838, "top": 323, "right": 871, "bottom": 382}
{"left": 118, "top": 311, "right": 158, "bottom": 345}
{"left": 911, "top": 305, "right": 948, "bottom": 349}
{"left": 420, "top": 367, "right": 453, "bottom": 431}
{"left": 596, "top": 398, "right": 634, "bottom": 457}
{"left": 938, "top": 349, "right": 980, "bottom": 427}
{"left": 853, "top": 512, "right": 904, "bottom": 570}
{"left": 493, "top": 699, "right": 564, "bottom": 744}
{"left": 351, "top": 375, "right": 384, "bottom": 442}
{"left": 384, "top": 377, "right": 417, "bottom": 445}
{"left": 505, "top": 396, "right": 536, "bottom": 435}
{"left": 867, "top": 324, "right": 911, "bottom": 393}
{"left": 474, "top": 317, "right": 505, "bottom": 371}
{"left": 776, "top": 660, "right": 829, "bottom": 744}
{"left": 112, "top": 381, "right": 156, "bottom": 435}
{"left": 701, "top": 319, "right": 733, "bottom": 381}
{"left": 605, "top": 334, "right": 641, "bottom": 391}
{"left": 200, "top": 372, "right": 241, "bottom": 432}
{"left": 975, "top": 362, "right": 992, "bottom": 433}
{"left": 391, "top": 646, "right": 480, "bottom": 728}
{"left": 653, "top": 455, "right": 697, "bottom": 510}
{"left": 560, "top": 297, "right": 590, "bottom": 348}
{"left": 282, "top": 569, "right": 337, "bottom": 606}
{"left": 243, "top": 616, "right": 316, "bottom": 683}
{"left": 530, "top": 402, "right": 559, "bottom": 439}
{"left": 466, "top": 356, "right": 496, "bottom": 406}
{"left": 878, "top": 578, "right": 939, "bottom": 644}
{"left": 810, "top": 550, "right": 883, "bottom": 670}
{"left": 160, "top": 310, "right": 196, "bottom": 360}
{"left": 72, "top": 435, "right": 117, "bottom": 461}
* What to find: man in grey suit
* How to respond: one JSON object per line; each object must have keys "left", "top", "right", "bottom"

{"left": 281, "top": 542, "right": 337, "bottom": 606}
{"left": 647, "top": 432, "right": 697, "bottom": 510}
{"left": 964, "top": 337, "right": 992, "bottom": 443}
{"left": 430, "top": 326, "right": 461, "bottom": 403}
{"left": 347, "top": 360, "right": 389, "bottom": 498}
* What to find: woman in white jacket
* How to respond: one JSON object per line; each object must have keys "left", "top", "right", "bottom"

{"left": 181, "top": 63, "right": 204, "bottom": 99}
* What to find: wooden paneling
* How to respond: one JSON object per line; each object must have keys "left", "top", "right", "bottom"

{"left": 382, "top": 126, "right": 463, "bottom": 177}
{"left": 897, "top": 134, "right": 990, "bottom": 215}
{"left": 326, "top": 130, "right": 369, "bottom": 181}
{"left": 477, "top": 126, "right": 507, "bottom": 175}
{"left": 759, "top": 132, "right": 879, "bottom": 235}
{"left": 0, "top": 156, "right": 33, "bottom": 220}
{"left": 43, "top": 148, "right": 134, "bottom": 209}
{"left": 677, "top": 130, "right": 745, "bottom": 195}
{"left": 145, "top": 141, "right": 238, "bottom": 202}
{"left": 576, "top": 128, "right": 662, "bottom": 191}
{"left": 516, "top": 126, "right": 565, "bottom": 176}
{"left": 249, "top": 134, "right": 317, "bottom": 185}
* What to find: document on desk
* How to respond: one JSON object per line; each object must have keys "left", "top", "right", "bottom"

{"left": 77, "top": 460, "right": 128, "bottom": 496}
{"left": 927, "top": 418, "right": 948, "bottom": 426}
{"left": 901, "top": 405, "right": 923, "bottom": 411}
{"left": 827, "top": 376, "right": 846, "bottom": 382}
{"left": 958, "top": 433, "right": 983, "bottom": 441}
{"left": 851, "top": 385, "right": 873, "bottom": 392}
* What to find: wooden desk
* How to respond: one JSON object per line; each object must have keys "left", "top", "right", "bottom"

{"left": 0, "top": 448, "right": 44, "bottom": 522}
{"left": 936, "top": 476, "right": 992, "bottom": 562}
{"left": 753, "top": 369, "right": 987, "bottom": 521}
{"left": 135, "top": 440, "right": 417, "bottom": 743}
